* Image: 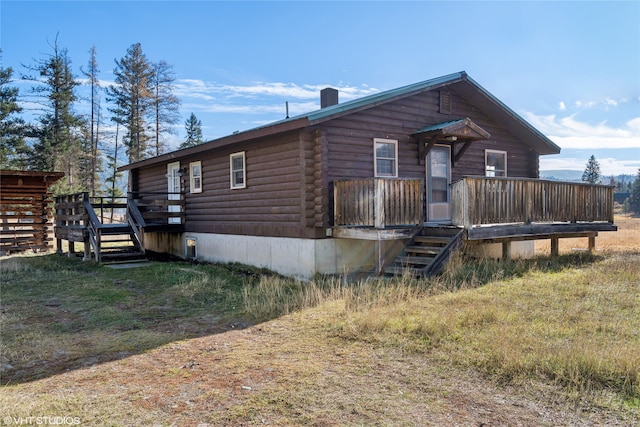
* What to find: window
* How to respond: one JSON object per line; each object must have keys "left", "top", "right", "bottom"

{"left": 189, "top": 161, "right": 202, "bottom": 193}
{"left": 485, "top": 150, "right": 507, "bottom": 177}
{"left": 374, "top": 138, "right": 398, "bottom": 177}
{"left": 185, "top": 237, "right": 197, "bottom": 259}
{"left": 230, "top": 152, "right": 246, "bottom": 189}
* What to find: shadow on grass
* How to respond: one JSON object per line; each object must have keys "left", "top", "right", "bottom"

{"left": 0, "top": 251, "right": 602, "bottom": 386}
{"left": 0, "top": 254, "right": 279, "bottom": 385}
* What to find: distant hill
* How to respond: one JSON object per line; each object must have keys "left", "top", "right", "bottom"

{"left": 540, "top": 170, "right": 582, "bottom": 181}
{"left": 540, "top": 170, "right": 635, "bottom": 184}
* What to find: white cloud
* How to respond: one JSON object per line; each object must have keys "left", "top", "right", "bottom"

{"left": 558, "top": 101, "right": 566, "bottom": 111}
{"left": 175, "top": 79, "right": 379, "bottom": 102}
{"left": 174, "top": 79, "right": 381, "bottom": 119}
{"left": 574, "top": 97, "right": 629, "bottom": 110}
{"left": 522, "top": 112, "right": 640, "bottom": 150}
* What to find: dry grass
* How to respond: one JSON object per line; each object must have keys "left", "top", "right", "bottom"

{"left": 536, "top": 213, "right": 640, "bottom": 255}
{"left": 1, "top": 215, "right": 639, "bottom": 425}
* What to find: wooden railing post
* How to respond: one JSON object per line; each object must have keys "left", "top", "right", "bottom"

{"left": 374, "top": 178, "right": 385, "bottom": 229}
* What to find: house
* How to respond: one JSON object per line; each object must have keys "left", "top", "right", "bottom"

{"left": 107, "top": 71, "right": 615, "bottom": 278}
{"left": 1, "top": 170, "right": 64, "bottom": 255}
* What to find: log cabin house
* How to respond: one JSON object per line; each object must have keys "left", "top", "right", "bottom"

{"left": 60, "top": 71, "right": 615, "bottom": 278}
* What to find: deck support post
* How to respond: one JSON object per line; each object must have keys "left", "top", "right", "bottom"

{"left": 502, "top": 241, "right": 511, "bottom": 260}
{"left": 551, "top": 236, "right": 559, "bottom": 257}
{"left": 588, "top": 234, "right": 596, "bottom": 254}
{"left": 375, "top": 239, "right": 385, "bottom": 275}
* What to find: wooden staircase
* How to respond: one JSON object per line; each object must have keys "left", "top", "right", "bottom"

{"left": 385, "top": 226, "right": 464, "bottom": 277}
{"left": 84, "top": 198, "right": 146, "bottom": 265}
{"left": 93, "top": 224, "right": 146, "bottom": 264}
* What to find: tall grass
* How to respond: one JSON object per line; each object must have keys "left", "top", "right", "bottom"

{"left": 242, "top": 252, "right": 640, "bottom": 403}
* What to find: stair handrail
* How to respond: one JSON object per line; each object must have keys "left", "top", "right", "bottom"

{"left": 380, "top": 226, "right": 424, "bottom": 275}
{"left": 422, "top": 228, "right": 464, "bottom": 277}
{"left": 82, "top": 193, "right": 103, "bottom": 263}
{"left": 127, "top": 198, "right": 146, "bottom": 253}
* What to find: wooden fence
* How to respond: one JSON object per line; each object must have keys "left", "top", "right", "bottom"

{"left": 333, "top": 178, "right": 423, "bottom": 228}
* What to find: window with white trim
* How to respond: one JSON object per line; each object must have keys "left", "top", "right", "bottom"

{"left": 485, "top": 149, "right": 507, "bottom": 177}
{"left": 189, "top": 161, "right": 202, "bottom": 193}
{"left": 230, "top": 152, "right": 246, "bottom": 189}
{"left": 374, "top": 138, "right": 398, "bottom": 177}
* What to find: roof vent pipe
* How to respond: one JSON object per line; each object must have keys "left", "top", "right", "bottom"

{"left": 320, "top": 88, "right": 339, "bottom": 108}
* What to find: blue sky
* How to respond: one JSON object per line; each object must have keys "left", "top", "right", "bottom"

{"left": 1, "top": 0, "right": 639, "bottom": 176}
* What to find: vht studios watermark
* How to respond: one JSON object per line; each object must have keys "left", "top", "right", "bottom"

{"left": 2, "top": 416, "right": 81, "bottom": 426}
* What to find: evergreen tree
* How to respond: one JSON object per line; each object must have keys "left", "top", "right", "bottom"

{"left": 81, "top": 45, "right": 102, "bottom": 196}
{"left": 0, "top": 51, "right": 29, "bottom": 169}
{"left": 581, "top": 155, "right": 601, "bottom": 184}
{"left": 180, "top": 112, "right": 203, "bottom": 149}
{"left": 106, "top": 43, "right": 154, "bottom": 163}
{"left": 150, "top": 60, "right": 180, "bottom": 156}
{"left": 628, "top": 169, "right": 640, "bottom": 215}
{"left": 23, "top": 38, "right": 87, "bottom": 193}
{"left": 104, "top": 122, "right": 125, "bottom": 221}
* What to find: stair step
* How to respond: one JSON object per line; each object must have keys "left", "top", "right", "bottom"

{"left": 100, "top": 245, "right": 137, "bottom": 252}
{"left": 414, "top": 236, "right": 452, "bottom": 245}
{"left": 395, "top": 256, "right": 434, "bottom": 266}
{"left": 100, "top": 237, "right": 134, "bottom": 243}
{"left": 101, "top": 251, "right": 144, "bottom": 257}
{"left": 405, "top": 245, "right": 442, "bottom": 255}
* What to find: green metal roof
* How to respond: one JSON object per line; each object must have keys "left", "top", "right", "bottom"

{"left": 413, "top": 118, "right": 467, "bottom": 134}
{"left": 120, "top": 71, "right": 560, "bottom": 171}
{"left": 304, "top": 71, "right": 467, "bottom": 123}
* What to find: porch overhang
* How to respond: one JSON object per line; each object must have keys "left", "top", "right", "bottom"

{"left": 414, "top": 117, "right": 491, "bottom": 164}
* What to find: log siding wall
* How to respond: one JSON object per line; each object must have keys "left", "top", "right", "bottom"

{"left": 130, "top": 85, "right": 542, "bottom": 239}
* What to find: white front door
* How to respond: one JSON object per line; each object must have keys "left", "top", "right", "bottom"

{"left": 426, "top": 145, "right": 451, "bottom": 222}
{"left": 167, "top": 162, "right": 181, "bottom": 224}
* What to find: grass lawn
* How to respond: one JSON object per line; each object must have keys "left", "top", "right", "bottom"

{"left": 0, "top": 215, "right": 639, "bottom": 425}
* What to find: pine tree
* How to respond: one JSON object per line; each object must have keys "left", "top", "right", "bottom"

{"left": 180, "top": 112, "right": 203, "bottom": 149}
{"left": 628, "top": 169, "right": 640, "bottom": 215}
{"left": 150, "top": 60, "right": 180, "bottom": 156}
{"left": 0, "top": 51, "right": 29, "bottom": 169}
{"left": 104, "top": 122, "right": 125, "bottom": 221}
{"left": 23, "top": 38, "right": 87, "bottom": 193}
{"left": 81, "top": 45, "right": 102, "bottom": 196}
{"left": 106, "top": 43, "right": 154, "bottom": 163}
{"left": 581, "top": 155, "right": 601, "bottom": 184}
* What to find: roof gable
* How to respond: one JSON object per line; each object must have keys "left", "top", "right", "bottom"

{"left": 120, "top": 71, "right": 559, "bottom": 171}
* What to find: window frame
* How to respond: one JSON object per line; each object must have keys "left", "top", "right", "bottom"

{"left": 485, "top": 149, "right": 508, "bottom": 177}
{"left": 373, "top": 138, "right": 398, "bottom": 178}
{"left": 230, "top": 151, "right": 246, "bottom": 189}
{"left": 185, "top": 237, "right": 197, "bottom": 259}
{"left": 189, "top": 161, "right": 202, "bottom": 194}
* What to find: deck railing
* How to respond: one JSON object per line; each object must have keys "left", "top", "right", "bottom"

{"left": 128, "top": 192, "right": 185, "bottom": 225}
{"left": 333, "top": 178, "right": 423, "bottom": 228}
{"left": 451, "top": 176, "right": 615, "bottom": 229}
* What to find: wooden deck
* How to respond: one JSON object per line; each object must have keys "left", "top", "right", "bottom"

{"left": 54, "top": 192, "right": 184, "bottom": 262}
{"left": 332, "top": 176, "right": 617, "bottom": 273}
{"left": 333, "top": 176, "right": 615, "bottom": 236}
